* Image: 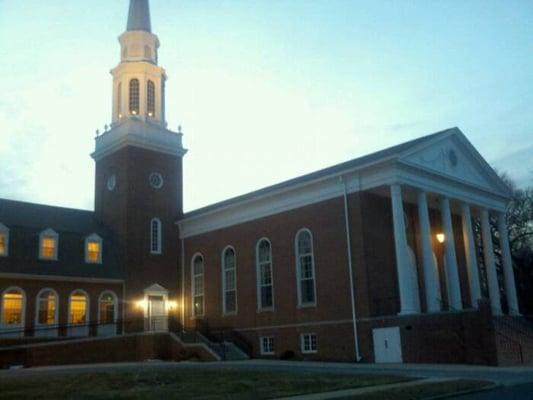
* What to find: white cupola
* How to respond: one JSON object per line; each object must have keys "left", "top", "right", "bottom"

{"left": 111, "top": 0, "right": 167, "bottom": 127}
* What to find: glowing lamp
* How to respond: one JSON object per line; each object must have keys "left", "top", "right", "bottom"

{"left": 136, "top": 299, "right": 148, "bottom": 310}
{"left": 166, "top": 300, "right": 178, "bottom": 311}
{"left": 132, "top": 110, "right": 137, "bottom": 115}
{"left": 148, "top": 112, "right": 153, "bottom": 117}
{"left": 436, "top": 233, "right": 445, "bottom": 244}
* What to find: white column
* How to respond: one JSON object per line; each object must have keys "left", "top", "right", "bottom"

{"left": 480, "top": 209, "right": 502, "bottom": 315}
{"left": 461, "top": 204, "right": 482, "bottom": 308}
{"left": 440, "top": 197, "right": 463, "bottom": 310}
{"left": 497, "top": 212, "right": 520, "bottom": 316}
{"left": 417, "top": 190, "right": 441, "bottom": 312}
{"left": 390, "top": 184, "right": 419, "bottom": 315}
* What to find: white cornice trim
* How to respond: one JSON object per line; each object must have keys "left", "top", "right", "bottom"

{"left": 0, "top": 273, "right": 124, "bottom": 285}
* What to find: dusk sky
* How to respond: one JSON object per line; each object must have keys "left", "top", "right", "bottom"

{"left": 0, "top": 0, "right": 531, "bottom": 212}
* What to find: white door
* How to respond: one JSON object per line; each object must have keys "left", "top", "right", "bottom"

{"left": 373, "top": 327, "right": 403, "bottom": 363}
{"left": 148, "top": 296, "right": 167, "bottom": 332}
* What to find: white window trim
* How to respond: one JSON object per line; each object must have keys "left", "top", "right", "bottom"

{"left": 300, "top": 333, "right": 318, "bottom": 354}
{"left": 191, "top": 253, "right": 205, "bottom": 318}
{"left": 295, "top": 228, "right": 317, "bottom": 308}
{"left": 34, "top": 288, "right": 59, "bottom": 329}
{"left": 260, "top": 336, "right": 274, "bottom": 355}
{"left": 0, "top": 223, "right": 9, "bottom": 257}
{"left": 150, "top": 218, "right": 162, "bottom": 255}
{"left": 256, "top": 238, "right": 274, "bottom": 312}
{"left": 221, "top": 245, "right": 238, "bottom": 315}
{"left": 39, "top": 228, "right": 59, "bottom": 261}
{"left": 98, "top": 291, "right": 118, "bottom": 324}
{"left": 85, "top": 233, "right": 103, "bottom": 264}
{"left": 0, "top": 286, "right": 26, "bottom": 333}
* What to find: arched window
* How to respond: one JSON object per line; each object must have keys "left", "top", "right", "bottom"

{"left": 68, "top": 290, "right": 89, "bottom": 336}
{"left": 129, "top": 78, "right": 140, "bottom": 115}
{"left": 295, "top": 229, "right": 316, "bottom": 306}
{"left": 0, "top": 223, "right": 9, "bottom": 257}
{"left": 117, "top": 82, "right": 122, "bottom": 118}
{"left": 191, "top": 254, "right": 204, "bottom": 317}
{"left": 222, "top": 246, "right": 237, "bottom": 314}
{"left": 36, "top": 289, "right": 57, "bottom": 326}
{"left": 147, "top": 80, "right": 155, "bottom": 117}
{"left": 256, "top": 238, "right": 273, "bottom": 310}
{"left": 39, "top": 228, "right": 58, "bottom": 261}
{"left": 150, "top": 218, "right": 162, "bottom": 254}
{"left": 1, "top": 287, "right": 25, "bottom": 333}
{"left": 85, "top": 233, "right": 103, "bottom": 264}
{"left": 98, "top": 291, "right": 117, "bottom": 336}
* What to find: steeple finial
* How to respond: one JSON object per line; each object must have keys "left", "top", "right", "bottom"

{"left": 127, "top": 0, "right": 152, "bottom": 32}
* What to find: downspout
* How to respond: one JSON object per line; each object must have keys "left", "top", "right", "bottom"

{"left": 340, "top": 175, "right": 362, "bottom": 362}
{"left": 180, "top": 234, "right": 186, "bottom": 333}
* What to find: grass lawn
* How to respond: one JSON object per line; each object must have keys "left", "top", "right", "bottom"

{"left": 0, "top": 367, "right": 412, "bottom": 400}
{"left": 345, "top": 379, "right": 492, "bottom": 399}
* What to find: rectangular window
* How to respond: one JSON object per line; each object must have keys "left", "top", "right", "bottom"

{"left": 41, "top": 237, "right": 56, "bottom": 259}
{"left": 260, "top": 336, "right": 274, "bottom": 355}
{"left": 87, "top": 241, "right": 101, "bottom": 263}
{"left": 38, "top": 296, "right": 56, "bottom": 325}
{"left": 0, "top": 233, "right": 6, "bottom": 256}
{"left": 301, "top": 333, "right": 317, "bottom": 354}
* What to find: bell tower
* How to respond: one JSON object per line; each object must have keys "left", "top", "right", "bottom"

{"left": 92, "top": 0, "right": 186, "bottom": 332}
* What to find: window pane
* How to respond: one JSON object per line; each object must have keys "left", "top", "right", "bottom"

{"left": 194, "top": 295, "right": 204, "bottom": 315}
{"left": 301, "top": 279, "right": 315, "bottom": 304}
{"left": 99, "top": 295, "right": 115, "bottom": 324}
{"left": 42, "top": 237, "right": 56, "bottom": 258}
{"left": 300, "top": 255, "right": 313, "bottom": 279}
{"left": 70, "top": 294, "right": 87, "bottom": 324}
{"left": 194, "top": 276, "right": 204, "bottom": 296}
{"left": 147, "top": 80, "right": 155, "bottom": 116}
{"left": 225, "top": 270, "right": 235, "bottom": 291}
{"left": 2, "top": 291, "right": 23, "bottom": 325}
{"left": 261, "top": 264, "right": 272, "bottom": 285}
{"left": 261, "top": 286, "right": 273, "bottom": 308}
{"left": 225, "top": 291, "right": 236, "bottom": 313}
{"left": 297, "top": 231, "right": 312, "bottom": 254}
{"left": 193, "top": 257, "right": 204, "bottom": 275}
{"left": 129, "top": 79, "right": 140, "bottom": 114}
{"left": 38, "top": 291, "right": 56, "bottom": 325}
{"left": 258, "top": 240, "right": 270, "bottom": 262}
{"left": 87, "top": 241, "right": 100, "bottom": 262}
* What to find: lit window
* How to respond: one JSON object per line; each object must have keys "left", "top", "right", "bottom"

{"left": 1, "top": 288, "right": 24, "bottom": 326}
{"left": 85, "top": 234, "right": 102, "bottom": 264}
{"left": 99, "top": 292, "right": 116, "bottom": 325}
{"left": 150, "top": 218, "right": 162, "bottom": 254}
{"left": 37, "top": 289, "right": 57, "bottom": 325}
{"left": 301, "top": 333, "right": 317, "bottom": 354}
{"left": 256, "top": 239, "right": 273, "bottom": 310}
{"left": 129, "top": 78, "right": 140, "bottom": 115}
{"left": 39, "top": 229, "right": 58, "bottom": 260}
{"left": 0, "top": 223, "right": 9, "bottom": 257}
{"left": 69, "top": 292, "right": 88, "bottom": 325}
{"left": 147, "top": 80, "right": 155, "bottom": 117}
{"left": 192, "top": 254, "right": 204, "bottom": 317}
{"left": 222, "top": 247, "right": 237, "bottom": 314}
{"left": 260, "top": 336, "right": 274, "bottom": 355}
{"left": 296, "top": 229, "right": 316, "bottom": 306}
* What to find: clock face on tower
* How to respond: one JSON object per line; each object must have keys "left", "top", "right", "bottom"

{"left": 107, "top": 174, "right": 117, "bottom": 191}
{"left": 149, "top": 172, "right": 164, "bottom": 189}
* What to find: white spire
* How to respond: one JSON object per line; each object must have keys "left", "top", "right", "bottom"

{"left": 127, "top": 0, "right": 152, "bottom": 32}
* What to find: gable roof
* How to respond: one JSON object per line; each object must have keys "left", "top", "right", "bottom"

{"left": 0, "top": 199, "right": 124, "bottom": 281}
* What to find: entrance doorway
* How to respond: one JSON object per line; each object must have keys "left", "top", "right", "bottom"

{"left": 148, "top": 295, "right": 167, "bottom": 331}
{"left": 372, "top": 326, "right": 403, "bottom": 363}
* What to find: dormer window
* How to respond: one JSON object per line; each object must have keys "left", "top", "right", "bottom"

{"left": 85, "top": 234, "right": 103, "bottom": 264}
{"left": 39, "top": 229, "right": 58, "bottom": 261}
{"left": 0, "top": 223, "right": 9, "bottom": 257}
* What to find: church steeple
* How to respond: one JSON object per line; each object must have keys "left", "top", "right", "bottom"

{"left": 109, "top": 0, "right": 166, "bottom": 127}
{"left": 127, "top": 0, "right": 152, "bottom": 32}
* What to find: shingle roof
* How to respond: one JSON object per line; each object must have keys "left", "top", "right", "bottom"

{"left": 183, "top": 127, "right": 457, "bottom": 219}
{"left": 0, "top": 199, "right": 124, "bottom": 281}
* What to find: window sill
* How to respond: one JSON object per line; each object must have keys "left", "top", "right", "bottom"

{"left": 260, "top": 352, "right": 275, "bottom": 356}
{"left": 302, "top": 350, "right": 318, "bottom": 354}
{"left": 222, "top": 312, "right": 237, "bottom": 317}
{"left": 297, "top": 303, "right": 317, "bottom": 309}
{"left": 257, "top": 308, "right": 274, "bottom": 313}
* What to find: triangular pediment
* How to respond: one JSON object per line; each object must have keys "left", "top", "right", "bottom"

{"left": 399, "top": 129, "right": 511, "bottom": 197}
{"left": 144, "top": 283, "right": 168, "bottom": 293}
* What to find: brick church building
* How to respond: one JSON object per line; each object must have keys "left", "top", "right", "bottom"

{"left": 0, "top": 0, "right": 530, "bottom": 365}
